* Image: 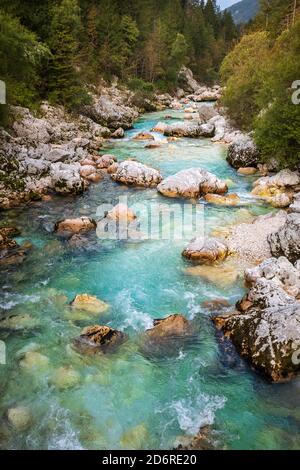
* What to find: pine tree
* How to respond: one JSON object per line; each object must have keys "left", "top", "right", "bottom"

{"left": 48, "top": 0, "right": 89, "bottom": 109}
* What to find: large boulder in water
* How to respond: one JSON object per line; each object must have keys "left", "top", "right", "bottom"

{"left": 70, "top": 294, "right": 109, "bottom": 314}
{"left": 146, "top": 314, "right": 194, "bottom": 339}
{"left": 182, "top": 237, "right": 228, "bottom": 264}
{"left": 214, "top": 301, "right": 300, "bottom": 382}
{"left": 268, "top": 213, "right": 300, "bottom": 264}
{"left": 54, "top": 217, "right": 96, "bottom": 237}
{"left": 157, "top": 168, "right": 228, "bottom": 199}
{"left": 73, "top": 325, "right": 126, "bottom": 354}
{"left": 162, "top": 122, "right": 215, "bottom": 138}
{"left": 110, "top": 160, "right": 162, "bottom": 188}
{"left": 214, "top": 257, "right": 300, "bottom": 382}
{"left": 141, "top": 314, "right": 196, "bottom": 356}
{"left": 227, "top": 137, "right": 260, "bottom": 169}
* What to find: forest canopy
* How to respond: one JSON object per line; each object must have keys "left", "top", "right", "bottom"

{"left": 0, "top": 0, "right": 237, "bottom": 115}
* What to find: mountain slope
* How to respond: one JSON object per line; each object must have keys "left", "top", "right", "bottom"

{"left": 226, "top": 0, "right": 259, "bottom": 24}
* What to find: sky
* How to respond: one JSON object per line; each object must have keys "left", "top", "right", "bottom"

{"left": 217, "top": 0, "right": 238, "bottom": 10}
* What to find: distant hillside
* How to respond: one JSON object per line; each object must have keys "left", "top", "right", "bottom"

{"left": 226, "top": 0, "right": 259, "bottom": 24}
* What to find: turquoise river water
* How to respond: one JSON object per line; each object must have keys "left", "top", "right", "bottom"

{"left": 1, "top": 108, "right": 300, "bottom": 450}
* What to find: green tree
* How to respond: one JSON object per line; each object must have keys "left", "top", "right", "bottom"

{"left": 0, "top": 10, "right": 48, "bottom": 124}
{"left": 48, "top": 0, "right": 89, "bottom": 109}
{"left": 254, "top": 18, "right": 300, "bottom": 167}
{"left": 221, "top": 32, "right": 271, "bottom": 129}
{"left": 168, "top": 33, "right": 189, "bottom": 82}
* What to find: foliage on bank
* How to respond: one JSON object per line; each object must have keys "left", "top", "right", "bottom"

{"left": 221, "top": 0, "right": 300, "bottom": 168}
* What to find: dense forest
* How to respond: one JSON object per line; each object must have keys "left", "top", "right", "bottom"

{"left": 1, "top": 0, "right": 299, "bottom": 168}
{"left": 221, "top": 0, "right": 300, "bottom": 167}
{"left": 0, "top": 0, "right": 237, "bottom": 121}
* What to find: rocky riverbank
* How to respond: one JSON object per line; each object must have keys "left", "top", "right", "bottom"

{"left": 0, "top": 69, "right": 228, "bottom": 210}
{"left": 1, "top": 66, "right": 300, "bottom": 449}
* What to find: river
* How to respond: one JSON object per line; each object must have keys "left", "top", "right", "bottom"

{"left": 1, "top": 107, "right": 300, "bottom": 450}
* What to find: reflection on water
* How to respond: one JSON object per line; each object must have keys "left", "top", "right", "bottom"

{"left": 0, "top": 108, "right": 298, "bottom": 450}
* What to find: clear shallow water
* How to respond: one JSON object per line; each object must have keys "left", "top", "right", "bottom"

{"left": 1, "top": 108, "right": 300, "bottom": 450}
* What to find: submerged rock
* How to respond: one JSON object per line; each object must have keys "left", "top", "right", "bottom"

{"left": 51, "top": 366, "right": 80, "bottom": 389}
{"left": 19, "top": 351, "right": 50, "bottom": 370}
{"left": 54, "top": 217, "right": 96, "bottom": 237}
{"left": 204, "top": 193, "right": 240, "bottom": 206}
{"left": 237, "top": 167, "right": 257, "bottom": 176}
{"left": 227, "top": 137, "right": 260, "bottom": 169}
{"left": 110, "top": 160, "right": 162, "bottom": 188}
{"left": 176, "top": 426, "right": 216, "bottom": 450}
{"left": 7, "top": 406, "right": 32, "bottom": 431}
{"left": 120, "top": 424, "right": 148, "bottom": 450}
{"left": 157, "top": 168, "right": 227, "bottom": 199}
{"left": 73, "top": 325, "right": 126, "bottom": 354}
{"left": 201, "top": 298, "right": 231, "bottom": 311}
{"left": 185, "top": 259, "right": 242, "bottom": 288}
{"left": 268, "top": 213, "right": 300, "bottom": 263}
{"left": 106, "top": 203, "right": 136, "bottom": 222}
{"left": 0, "top": 314, "right": 39, "bottom": 332}
{"left": 182, "top": 237, "right": 228, "bottom": 264}
{"left": 70, "top": 294, "right": 109, "bottom": 314}
{"left": 133, "top": 132, "right": 154, "bottom": 141}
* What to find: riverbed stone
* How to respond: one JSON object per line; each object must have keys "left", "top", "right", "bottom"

{"left": 182, "top": 237, "right": 228, "bottom": 264}
{"left": 74, "top": 325, "right": 126, "bottom": 354}
{"left": 106, "top": 203, "right": 137, "bottom": 222}
{"left": 237, "top": 167, "right": 257, "bottom": 175}
{"left": 204, "top": 193, "right": 240, "bottom": 206}
{"left": 0, "top": 314, "right": 39, "bottom": 332}
{"left": 133, "top": 132, "right": 154, "bottom": 141}
{"left": 145, "top": 314, "right": 194, "bottom": 340}
{"left": 54, "top": 217, "right": 96, "bottom": 237}
{"left": 51, "top": 366, "right": 80, "bottom": 389}
{"left": 70, "top": 294, "right": 109, "bottom": 314}
{"left": 110, "top": 160, "right": 162, "bottom": 188}
{"left": 7, "top": 406, "right": 32, "bottom": 431}
{"left": 157, "top": 168, "right": 228, "bottom": 199}
{"left": 19, "top": 351, "right": 50, "bottom": 370}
